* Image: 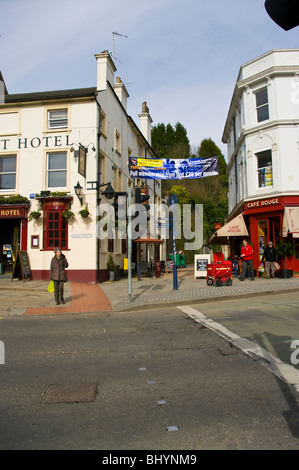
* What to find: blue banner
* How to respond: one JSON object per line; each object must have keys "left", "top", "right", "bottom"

{"left": 128, "top": 156, "right": 218, "bottom": 180}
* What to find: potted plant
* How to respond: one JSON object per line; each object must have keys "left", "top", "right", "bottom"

{"left": 276, "top": 240, "right": 294, "bottom": 278}
{"left": 79, "top": 206, "right": 90, "bottom": 219}
{"left": 107, "top": 254, "right": 115, "bottom": 281}
{"left": 61, "top": 209, "right": 75, "bottom": 220}
{"left": 28, "top": 210, "right": 41, "bottom": 221}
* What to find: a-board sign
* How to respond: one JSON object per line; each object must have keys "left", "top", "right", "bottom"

{"left": 194, "top": 254, "right": 211, "bottom": 278}
{"left": 11, "top": 251, "right": 32, "bottom": 281}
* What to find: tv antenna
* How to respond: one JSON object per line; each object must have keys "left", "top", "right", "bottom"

{"left": 112, "top": 31, "right": 128, "bottom": 63}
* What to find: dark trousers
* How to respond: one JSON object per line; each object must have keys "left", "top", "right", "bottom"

{"left": 53, "top": 280, "right": 64, "bottom": 302}
{"left": 240, "top": 259, "right": 254, "bottom": 280}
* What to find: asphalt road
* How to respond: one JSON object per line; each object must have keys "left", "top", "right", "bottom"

{"left": 0, "top": 299, "right": 299, "bottom": 450}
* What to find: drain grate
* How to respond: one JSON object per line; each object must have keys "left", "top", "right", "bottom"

{"left": 41, "top": 383, "right": 98, "bottom": 404}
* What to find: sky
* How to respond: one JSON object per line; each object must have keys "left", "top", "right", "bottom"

{"left": 1, "top": 0, "right": 298, "bottom": 159}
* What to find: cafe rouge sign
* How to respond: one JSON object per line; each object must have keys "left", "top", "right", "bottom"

{"left": 0, "top": 134, "right": 73, "bottom": 150}
{"left": 245, "top": 197, "right": 282, "bottom": 210}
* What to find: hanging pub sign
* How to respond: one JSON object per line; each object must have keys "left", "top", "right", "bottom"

{"left": 78, "top": 144, "right": 87, "bottom": 177}
{"left": 128, "top": 156, "right": 218, "bottom": 180}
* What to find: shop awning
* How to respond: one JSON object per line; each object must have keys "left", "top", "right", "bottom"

{"left": 134, "top": 236, "right": 163, "bottom": 244}
{"left": 282, "top": 207, "right": 299, "bottom": 238}
{"left": 209, "top": 213, "right": 249, "bottom": 245}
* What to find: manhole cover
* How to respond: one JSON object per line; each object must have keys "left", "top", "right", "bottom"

{"left": 41, "top": 383, "right": 98, "bottom": 404}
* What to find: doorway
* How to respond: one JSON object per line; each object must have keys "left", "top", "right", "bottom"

{"left": 0, "top": 219, "right": 20, "bottom": 274}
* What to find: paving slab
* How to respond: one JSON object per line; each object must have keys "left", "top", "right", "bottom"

{"left": 0, "top": 267, "right": 299, "bottom": 315}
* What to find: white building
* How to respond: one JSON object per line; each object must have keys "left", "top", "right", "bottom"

{"left": 222, "top": 49, "right": 299, "bottom": 275}
{"left": 0, "top": 51, "right": 163, "bottom": 282}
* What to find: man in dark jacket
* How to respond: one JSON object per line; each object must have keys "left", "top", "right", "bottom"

{"left": 262, "top": 241, "right": 277, "bottom": 279}
{"left": 50, "top": 248, "right": 69, "bottom": 304}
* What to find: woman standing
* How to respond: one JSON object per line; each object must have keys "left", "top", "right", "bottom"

{"left": 50, "top": 248, "right": 69, "bottom": 305}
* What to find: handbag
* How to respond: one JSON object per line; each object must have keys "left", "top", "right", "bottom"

{"left": 47, "top": 280, "right": 54, "bottom": 293}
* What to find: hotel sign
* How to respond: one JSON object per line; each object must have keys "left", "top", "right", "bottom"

{"left": 0, "top": 206, "right": 26, "bottom": 218}
{"left": 245, "top": 197, "right": 282, "bottom": 210}
{"left": 0, "top": 134, "right": 73, "bottom": 151}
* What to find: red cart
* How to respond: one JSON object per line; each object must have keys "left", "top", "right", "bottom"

{"left": 206, "top": 252, "right": 233, "bottom": 287}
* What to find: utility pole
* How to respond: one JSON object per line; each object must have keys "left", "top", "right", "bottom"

{"left": 128, "top": 187, "right": 132, "bottom": 302}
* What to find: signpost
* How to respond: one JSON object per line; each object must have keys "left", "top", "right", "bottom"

{"left": 169, "top": 193, "right": 178, "bottom": 290}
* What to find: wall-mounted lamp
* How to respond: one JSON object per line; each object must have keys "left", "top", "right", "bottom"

{"left": 74, "top": 181, "right": 83, "bottom": 206}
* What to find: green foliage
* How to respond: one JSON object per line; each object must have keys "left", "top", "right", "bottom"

{"left": 79, "top": 206, "right": 90, "bottom": 218}
{"left": 276, "top": 240, "right": 294, "bottom": 257}
{"left": 0, "top": 195, "right": 30, "bottom": 205}
{"left": 107, "top": 254, "right": 115, "bottom": 271}
{"left": 151, "top": 122, "right": 190, "bottom": 159}
{"left": 28, "top": 210, "right": 41, "bottom": 221}
{"left": 61, "top": 210, "right": 75, "bottom": 220}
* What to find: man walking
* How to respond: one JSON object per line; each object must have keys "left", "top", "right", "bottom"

{"left": 239, "top": 239, "right": 254, "bottom": 281}
{"left": 262, "top": 241, "right": 277, "bottom": 279}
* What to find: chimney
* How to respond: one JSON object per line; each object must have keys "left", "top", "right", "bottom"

{"left": 114, "top": 76, "right": 129, "bottom": 111}
{"left": 94, "top": 50, "right": 116, "bottom": 91}
{"left": 139, "top": 101, "right": 153, "bottom": 145}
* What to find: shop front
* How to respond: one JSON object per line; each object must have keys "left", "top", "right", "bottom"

{"left": 0, "top": 205, "right": 28, "bottom": 274}
{"left": 243, "top": 196, "right": 299, "bottom": 277}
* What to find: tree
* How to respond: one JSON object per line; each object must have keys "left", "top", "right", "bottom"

{"left": 151, "top": 125, "right": 229, "bottom": 248}
{"left": 151, "top": 122, "right": 190, "bottom": 159}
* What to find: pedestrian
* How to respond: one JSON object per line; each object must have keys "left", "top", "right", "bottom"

{"left": 239, "top": 239, "right": 255, "bottom": 281}
{"left": 232, "top": 255, "right": 239, "bottom": 278}
{"left": 50, "top": 248, "right": 69, "bottom": 305}
{"left": 262, "top": 241, "right": 277, "bottom": 279}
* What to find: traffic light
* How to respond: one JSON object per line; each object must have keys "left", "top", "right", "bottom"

{"left": 265, "top": 0, "right": 299, "bottom": 31}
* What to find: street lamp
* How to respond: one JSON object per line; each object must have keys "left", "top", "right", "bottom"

{"left": 74, "top": 181, "right": 83, "bottom": 206}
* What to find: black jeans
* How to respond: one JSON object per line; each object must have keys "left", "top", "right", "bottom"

{"left": 53, "top": 280, "right": 64, "bottom": 302}
{"left": 240, "top": 259, "right": 254, "bottom": 280}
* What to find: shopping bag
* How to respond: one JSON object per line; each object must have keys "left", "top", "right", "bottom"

{"left": 258, "top": 263, "right": 264, "bottom": 272}
{"left": 274, "top": 262, "right": 280, "bottom": 270}
{"left": 47, "top": 280, "right": 54, "bottom": 293}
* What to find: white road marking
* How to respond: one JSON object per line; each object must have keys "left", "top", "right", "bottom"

{"left": 178, "top": 305, "right": 299, "bottom": 393}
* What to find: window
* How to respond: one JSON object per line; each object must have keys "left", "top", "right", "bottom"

{"left": 256, "top": 150, "right": 273, "bottom": 188}
{"left": 48, "top": 109, "right": 68, "bottom": 129}
{"left": 255, "top": 88, "right": 269, "bottom": 123}
{"left": 0, "top": 155, "right": 16, "bottom": 190}
{"left": 0, "top": 112, "right": 19, "bottom": 135}
{"left": 47, "top": 152, "right": 67, "bottom": 188}
{"left": 44, "top": 210, "right": 68, "bottom": 249}
{"left": 115, "top": 130, "right": 121, "bottom": 154}
{"left": 100, "top": 110, "right": 107, "bottom": 137}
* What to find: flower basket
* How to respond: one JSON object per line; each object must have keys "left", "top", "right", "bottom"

{"left": 61, "top": 210, "right": 75, "bottom": 220}
{"left": 28, "top": 210, "right": 41, "bottom": 221}
{"left": 79, "top": 207, "right": 90, "bottom": 219}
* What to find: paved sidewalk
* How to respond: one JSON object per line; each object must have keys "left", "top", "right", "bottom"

{"left": 0, "top": 266, "right": 298, "bottom": 316}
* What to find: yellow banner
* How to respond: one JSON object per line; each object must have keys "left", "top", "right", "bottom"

{"left": 137, "top": 158, "right": 163, "bottom": 168}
